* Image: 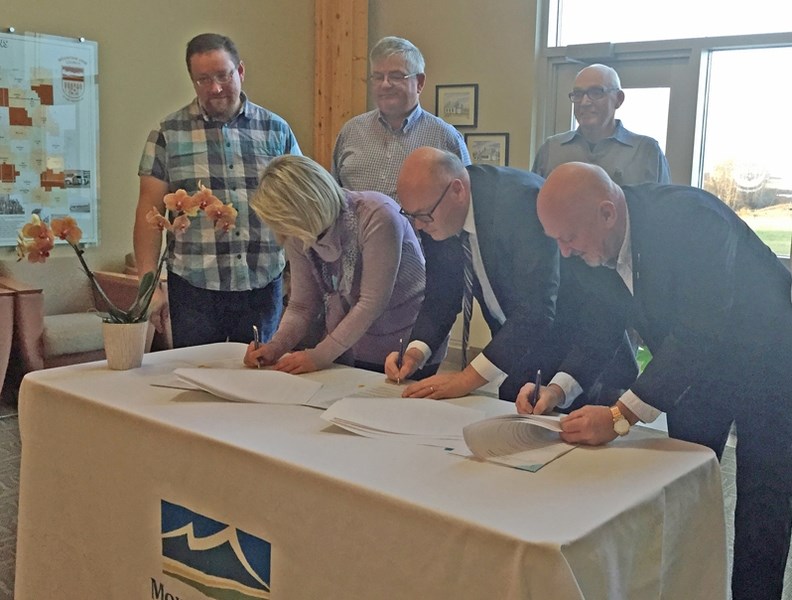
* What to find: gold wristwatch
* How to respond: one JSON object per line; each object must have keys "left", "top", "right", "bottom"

{"left": 610, "top": 405, "right": 630, "bottom": 436}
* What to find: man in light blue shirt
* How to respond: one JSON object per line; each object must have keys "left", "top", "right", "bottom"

{"left": 332, "top": 36, "right": 470, "bottom": 199}
{"left": 331, "top": 36, "right": 470, "bottom": 378}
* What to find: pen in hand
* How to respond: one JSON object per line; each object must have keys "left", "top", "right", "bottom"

{"left": 252, "top": 325, "right": 261, "bottom": 369}
{"left": 396, "top": 337, "right": 405, "bottom": 384}
{"left": 530, "top": 369, "right": 542, "bottom": 407}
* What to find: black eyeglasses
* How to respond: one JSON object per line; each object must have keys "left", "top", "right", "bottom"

{"left": 568, "top": 86, "right": 618, "bottom": 103}
{"left": 399, "top": 181, "right": 453, "bottom": 223}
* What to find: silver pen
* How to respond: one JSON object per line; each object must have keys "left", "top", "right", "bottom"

{"left": 252, "top": 325, "right": 261, "bottom": 369}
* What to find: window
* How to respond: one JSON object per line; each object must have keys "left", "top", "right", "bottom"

{"left": 537, "top": 0, "right": 792, "bottom": 256}
{"left": 613, "top": 87, "right": 669, "bottom": 153}
{"left": 550, "top": 0, "right": 792, "bottom": 46}
{"left": 700, "top": 47, "right": 792, "bottom": 255}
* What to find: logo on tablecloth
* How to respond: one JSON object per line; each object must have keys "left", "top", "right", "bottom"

{"left": 160, "top": 500, "right": 271, "bottom": 599}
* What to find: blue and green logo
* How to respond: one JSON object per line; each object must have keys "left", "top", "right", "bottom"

{"left": 161, "top": 500, "right": 271, "bottom": 599}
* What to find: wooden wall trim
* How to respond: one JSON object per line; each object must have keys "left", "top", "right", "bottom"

{"left": 313, "top": 0, "right": 368, "bottom": 169}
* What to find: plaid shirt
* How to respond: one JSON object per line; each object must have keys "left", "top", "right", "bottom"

{"left": 138, "top": 94, "right": 301, "bottom": 291}
{"left": 331, "top": 105, "right": 470, "bottom": 199}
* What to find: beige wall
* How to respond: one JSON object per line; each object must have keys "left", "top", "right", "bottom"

{"left": 370, "top": 0, "right": 539, "bottom": 170}
{"left": 370, "top": 0, "right": 541, "bottom": 349}
{"left": 0, "top": 0, "right": 314, "bottom": 312}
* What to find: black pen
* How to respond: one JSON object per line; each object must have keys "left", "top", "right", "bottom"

{"left": 252, "top": 325, "right": 261, "bottom": 369}
{"left": 531, "top": 369, "right": 542, "bottom": 407}
{"left": 396, "top": 337, "right": 405, "bottom": 384}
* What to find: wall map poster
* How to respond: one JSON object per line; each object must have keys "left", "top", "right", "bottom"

{"left": 0, "top": 31, "right": 99, "bottom": 246}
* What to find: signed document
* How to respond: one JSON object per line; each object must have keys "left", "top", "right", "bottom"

{"left": 321, "top": 396, "right": 485, "bottom": 447}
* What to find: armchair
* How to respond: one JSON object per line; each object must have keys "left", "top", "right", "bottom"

{"left": 0, "top": 275, "right": 106, "bottom": 376}
{"left": 0, "top": 269, "right": 170, "bottom": 400}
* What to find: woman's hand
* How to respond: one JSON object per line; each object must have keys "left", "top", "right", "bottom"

{"left": 273, "top": 350, "right": 318, "bottom": 374}
{"left": 243, "top": 342, "right": 279, "bottom": 368}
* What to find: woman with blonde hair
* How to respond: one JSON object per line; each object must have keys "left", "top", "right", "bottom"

{"left": 244, "top": 155, "right": 434, "bottom": 376}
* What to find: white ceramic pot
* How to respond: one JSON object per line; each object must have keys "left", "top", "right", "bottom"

{"left": 102, "top": 321, "right": 149, "bottom": 370}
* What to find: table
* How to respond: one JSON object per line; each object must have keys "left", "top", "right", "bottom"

{"left": 15, "top": 343, "right": 727, "bottom": 600}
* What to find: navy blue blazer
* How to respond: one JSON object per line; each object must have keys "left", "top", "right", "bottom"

{"left": 560, "top": 183, "right": 792, "bottom": 413}
{"left": 411, "top": 165, "right": 635, "bottom": 392}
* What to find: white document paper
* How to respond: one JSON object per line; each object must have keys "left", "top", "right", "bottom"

{"left": 462, "top": 414, "right": 576, "bottom": 472}
{"left": 149, "top": 357, "right": 247, "bottom": 390}
{"left": 321, "top": 396, "right": 485, "bottom": 447}
{"left": 297, "top": 369, "right": 404, "bottom": 409}
{"left": 174, "top": 368, "right": 323, "bottom": 405}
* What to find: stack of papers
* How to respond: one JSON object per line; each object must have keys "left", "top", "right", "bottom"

{"left": 321, "top": 396, "right": 485, "bottom": 447}
{"left": 462, "top": 414, "right": 576, "bottom": 472}
{"left": 169, "top": 366, "right": 407, "bottom": 409}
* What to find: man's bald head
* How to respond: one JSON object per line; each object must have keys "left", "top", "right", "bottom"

{"left": 396, "top": 147, "right": 470, "bottom": 240}
{"left": 575, "top": 64, "right": 621, "bottom": 90}
{"left": 537, "top": 162, "right": 626, "bottom": 267}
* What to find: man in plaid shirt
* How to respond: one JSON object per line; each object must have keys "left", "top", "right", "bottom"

{"left": 134, "top": 33, "right": 301, "bottom": 348}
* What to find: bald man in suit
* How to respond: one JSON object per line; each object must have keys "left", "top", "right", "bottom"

{"left": 529, "top": 161, "right": 792, "bottom": 600}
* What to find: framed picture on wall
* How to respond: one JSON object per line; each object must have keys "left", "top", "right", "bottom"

{"left": 465, "top": 132, "right": 509, "bottom": 167}
{"left": 435, "top": 84, "right": 478, "bottom": 127}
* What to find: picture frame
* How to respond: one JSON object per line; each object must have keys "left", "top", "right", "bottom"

{"left": 465, "top": 132, "right": 510, "bottom": 167}
{"left": 435, "top": 84, "right": 479, "bottom": 127}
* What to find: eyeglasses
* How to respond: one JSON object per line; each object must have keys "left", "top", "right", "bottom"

{"left": 193, "top": 68, "right": 237, "bottom": 88}
{"left": 368, "top": 71, "right": 419, "bottom": 85}
{"left": 399, "top": 181, "right": 453, "bottom": 223}
{"left": 568, "top": 86, "right": 618, "bottom": 103}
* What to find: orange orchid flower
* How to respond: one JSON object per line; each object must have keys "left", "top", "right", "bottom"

{"left": 145, "top": 207, "right": 172, "bottom": 231}
{"left": 193, "top": 183, "right": 223, "bottom": 211}
{"left": 163, "top": 188, "right": 201, "bottom": 217}
{"left": 171, "top": 214, "right": 192, "bottom": 233}
{"left": 51, "top": 216, "right": 83, "bottom": 245}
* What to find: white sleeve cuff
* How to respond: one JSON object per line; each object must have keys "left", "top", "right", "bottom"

{"left": 619, "top": 389, "right": 662, "bottom": 423}
{"left": 406, "top": 340, "right": 431, "bottom": 369}
{"left": 470, "top": 353, "right": 507, "bottom": 387}
{"left": 549, "top": 372, "right": 583, "bottom": 410}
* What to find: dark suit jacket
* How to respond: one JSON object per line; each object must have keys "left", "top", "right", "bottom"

{"left": 412, "top": 165, "right": 635, "bottom": 396}
{"left": 560, "top": 184, "right": 792, "bottom": 414}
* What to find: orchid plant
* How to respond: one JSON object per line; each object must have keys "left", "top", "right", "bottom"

{"left": 16, "top": 184, "right": 238, "bottom": 324}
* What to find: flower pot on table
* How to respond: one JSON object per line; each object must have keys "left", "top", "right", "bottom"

{"left": 102, "top": 321, "right": 148, "bottom": 370}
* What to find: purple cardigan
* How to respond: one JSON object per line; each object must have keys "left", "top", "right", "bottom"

{"left": 268, "top": 190, "right": 425, "bottom": 368}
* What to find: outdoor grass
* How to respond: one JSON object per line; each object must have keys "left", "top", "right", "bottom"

{"left": 754, "top": 230, "right": 792, "bottom": 255}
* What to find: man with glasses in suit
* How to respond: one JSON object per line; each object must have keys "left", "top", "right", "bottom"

{"left": 533, "top": 64, "right": 670, "bottom": 186}
{"left": 384, "top": 147, "right": 639, "bottom": 405}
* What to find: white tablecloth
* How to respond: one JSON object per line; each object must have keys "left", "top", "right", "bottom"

{"left": 15, "top": 343, "right": 727, "bottom": 600}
